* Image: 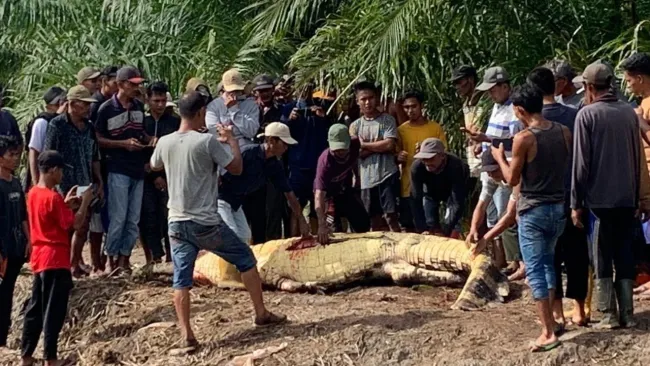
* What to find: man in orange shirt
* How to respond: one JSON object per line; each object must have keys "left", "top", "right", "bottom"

{"left": 21, "top": 151, "right": 93, "bottom": 366}
{"left": 397, "top": 90, "right": 447, "bottom": 231}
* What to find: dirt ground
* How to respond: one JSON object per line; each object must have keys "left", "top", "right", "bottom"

{"left": 2, "top": 250, "right": 650, "bottom": 366}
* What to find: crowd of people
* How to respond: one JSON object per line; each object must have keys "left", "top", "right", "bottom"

{"left": 2, "top": 51, "right": 650, "bottom": 363}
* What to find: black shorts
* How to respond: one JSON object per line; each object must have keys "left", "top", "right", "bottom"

{"left": 361, "top": 172, "right": 399, "bottom": 216}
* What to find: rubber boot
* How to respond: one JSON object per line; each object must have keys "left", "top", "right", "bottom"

{"left": 594, "top": 278, "right": 620, "bottom": 329}
{"left": 616, "top": 279, "right": 637, "bottom": 328}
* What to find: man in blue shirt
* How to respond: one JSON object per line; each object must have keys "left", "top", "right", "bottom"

{"left": 218, "top": 122, "right": 311, "bottom": 244}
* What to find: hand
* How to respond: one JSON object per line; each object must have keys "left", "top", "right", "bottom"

{"left": 461, "top": 127, "right": 489, "bottom": 143}
{"left": 124, "top": 138, "right": 145, "bottom": 151}
{"left": 473, "top": 144, "right": 483, "bottom": 157}
{"left": 224, "top": 92, "right": 238, "bottom": 108}
{"left": 311, "top": 106, "right": 325, "bottom": 118}
{"left": 57, "top": 101, "right": 68, "bottom": 114}
{"left": 571, "top": 209, "right": 584, "bottom": 229}
{"left": 289, "top": 108, "right": 299, "bottom": 121}
{"left": 153, "top": 177, "right": 167, "bottom": 191}
{"left": 490, "top": 143, "right": 505, "bottom": 162}
{"left": 64, "top": 186, "right": 81, "bottom": 210}
{"left": 24, "top": 243, "right": 32, "bottom": 260}
{"left": 470, "top": 238, "right": 488, "bottom": 259}
{"left": 81, "top": 183, "right": 95, "bottom": 205}
{"left": 299, "top": 219, "right": 312, "bottom": 239}
{"left": 317, "top": 225, "right": 331, "bottom": 245}
{"left": 149, "top": 137, "right": 159, "bottom": 147}
{"left": 217, "top": 124, "right": 234, "bottom": 143}
{"left": 397, "top": 150, "right": 408, "bottom": 163}
{"left": 465, "top": 229, "right": 479, "bottom": 248}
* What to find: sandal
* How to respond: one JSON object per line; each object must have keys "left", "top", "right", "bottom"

{"left": 254, "top": 312, "right": 288, "bottom": 327}
{"left": 530, "top": 339, "right": 561, "bottom": 353}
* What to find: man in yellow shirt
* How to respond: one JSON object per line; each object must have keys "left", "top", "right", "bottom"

{"left": 397, "top": 90, "right": 447, "bottom": 231}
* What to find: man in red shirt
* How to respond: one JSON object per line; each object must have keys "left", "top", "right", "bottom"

{"left": 21, "top": 151, "right": 93, "bottom": 366}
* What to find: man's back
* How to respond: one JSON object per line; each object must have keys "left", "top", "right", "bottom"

{"left": 572, "top": 97, "right": 640, "bottom": 209}
{"left": 151, "top": 131, "right": 233, "bottom": 225}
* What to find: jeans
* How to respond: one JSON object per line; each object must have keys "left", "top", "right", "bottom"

{"left": 486, "top": 183, "right": 511, "bottom": 228}
{"left": 518, "top": 202, "right": 566, "bottom": 300}
{"left": 104, "top": 173, "right": 144, "bottom": 257}
{"left": 218, "top": 200, "right": 252, "bottom": 244}
{"left": 168, "top": 220, "right": 257, "bottom": 289}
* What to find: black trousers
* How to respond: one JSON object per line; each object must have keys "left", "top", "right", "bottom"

{"left": 243, "top": 184, "right": 267, "bottom": 244}
{"left": 140, "top": 179, "right": 170, "bottom": 259}
{"left": 554, "top": 219, "right": 589, "bottom": 300}
{"left": 590, "top": 208, "right": 637, "bottom": 281}
{"left": 0, "top": 257, "right": 24, "bottom": 346}
{"left": 21, "top": 269, "right": 73, "bottom": 361}
{"left": 332, "top": 189, "right": 371, "bottom": 233}
{"left": 265, "top": 181, "right": 290, "bottom": 240}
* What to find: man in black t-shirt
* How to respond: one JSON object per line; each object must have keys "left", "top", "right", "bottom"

{"left": 95, "top": 66, "right": 151, "bottom": 273}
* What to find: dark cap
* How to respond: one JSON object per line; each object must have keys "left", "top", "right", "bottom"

{"left": 116, "top": 66, "right": 145, "bottom": 84}
{"left": 252, "top": 74, "right": 275, "bottom": 91}
{"left": 572, "top": 61, "right": 614, "bottom": 87}
{"left": 101, "top": 65, "right": 119, "bottom": 78}
{"left": 450, "top": 65, "right": 477, "bottom": 83}
{"left": 544, "top": 60, "right": 576, "bottom": 80}
{"left": 481, "top": 151, "right": 500, "bottom": 172}
{"left": 38, "top": 150, "right": 72, "bottom": 172}
{"left": 43, "top": 86, "right": 66, "bottom": 105}
{"left": 414, "top": 138, "right": 446, "bottom": 159}
{"left": 476, "top": 66, "right": 510, "bottom": 91}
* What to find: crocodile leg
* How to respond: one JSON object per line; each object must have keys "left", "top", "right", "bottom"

{"left": 381, "top": 261, "right": 466, "bottom": 287}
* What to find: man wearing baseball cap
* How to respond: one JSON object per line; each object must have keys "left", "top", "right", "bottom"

{"left": 571, "top": 60, "right": 645, "bottom": 329}
{"left": 25, "top": 86, "right": 66, "bottom": 190}
{"left": 206, "top": 68, "right": 260, "bottom": 149}
{"left": 313, "top": 124, "right": 370, "bottom": 244}
{"left": 218, "top": 122, "right": 310, "bottom": 244}
{"left": 44, "top": 85, "right": 103, "bottom": 278}
{"left": 252, "top": 74, "right": 281, "bottom": 129}
{"left": 545, "top": 60, "right": 583, "bottom": 108}
{"left": 410, "top": 138, "right": 468, "bottom": 237}
{"left": 95, "top": 65, "right": 150, "bottom": 274}
{"left": 76, "top": 66, "right": 101, "bottom": 94}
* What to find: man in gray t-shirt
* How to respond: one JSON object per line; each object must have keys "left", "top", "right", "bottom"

{"left": 349, "top": 81, "right": 400, "bottom": 232}
{"left": 150, "top": 91, "right": 286, "bottom": 349}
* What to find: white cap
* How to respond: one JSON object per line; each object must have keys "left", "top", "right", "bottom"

{"left": 256, "top": 122, "right": 298, "bottom": 145}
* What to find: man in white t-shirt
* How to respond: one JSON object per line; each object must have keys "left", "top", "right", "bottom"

{"left": 150, "top": 91, "right": 286, "bottom": 351}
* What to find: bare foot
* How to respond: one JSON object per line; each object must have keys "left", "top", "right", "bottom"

{"left": 508, "top": 265, "right": 526, "bottom": 281}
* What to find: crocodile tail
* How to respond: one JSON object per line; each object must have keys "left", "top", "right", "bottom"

{"left": 451, "top": 254, "right": 509, "bottom": 310}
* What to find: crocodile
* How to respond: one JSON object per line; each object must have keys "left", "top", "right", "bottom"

{"left": 193, "top": 232, "right": 509, "bottom": 310}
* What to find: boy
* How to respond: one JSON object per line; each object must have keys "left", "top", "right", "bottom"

{"left": 0, "top": 136, "right": 29, "bottom": 348}
{"left": 21, "top": 150, "right": 94, "bottom": 366}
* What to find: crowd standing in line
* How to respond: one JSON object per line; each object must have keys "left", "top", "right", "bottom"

{"left": 1, "top": 52, "right": 650, "bottom": 363}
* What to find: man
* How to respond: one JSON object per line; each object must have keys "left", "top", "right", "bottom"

{"left": 44, "top": 86, "right": 102, "bottom": 278}
{"left": 95, "top": 66, "right": 149, "bottom": 273}
{"left": 545, "top": 60, "right": 583, "bottom": 108}
{"left": 186, "top": 77, "right": 213, "bottom": 102}
{"left": 140, "top": 82, "right": 180, "bottom": 264}
{"left": 0, "top": 136, "right": 29, "bottom": 349}
{"left": 252, "top": 74, "right": 282, "bottom": 130}
{"left": 284, "top": 82, "right": 331, "bottom": 237}
{"left": 26, "top": 86, "right": 66, "bottom": 191}
{"left": 150, "top": 91, "right": 286, "bottom": 350}
{"left": 76, "top": 66, "right": 101, "bottom": 95}
{"left": 622, "top": 52, "right": 650, "bottom": 178}
{"left": 397, "top": 90, "right": 447, "bottom": 231}
{"left": 206, "top": 68, "right": 260, "bottom": 148}
{"left": 492, "top": 84, "right": 570, "bottom": 352}
{"left": 472, "top": 66, "right": 525, "bottom": 269}
{"left": 410, "top": 138, "right": 468, "bottom": 237}
{"left": 349, "top": 81, "right": 400, "bottom": 232}
{"left": 527, "top": 67, "right": 588, "bottom": 327}
{"left": 90, "top": 66, "right": 119, "bottom": 123}
{"left": 219, "top": 122, "right": 310, "bottom": 243}
{"left": 572, "top": 61, "right": 645, "bottom": 329}
{"left": 451, "top": 65, "right": 483, "bottom": 182}
{"left": 0, "top": 106, "right": 21, "bottom": 148}
{"left": 314, "top": 124, "right": 370, "bottom": 244}
{"left": 22, "top": 151, "right": 93, "bottom": 366}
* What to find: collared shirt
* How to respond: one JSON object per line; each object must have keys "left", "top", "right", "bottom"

{"left": 95, "top": 95, "right": 146, "bottom": 179}
{"left": 143, "top": 111, "right": 180, "bottom": 180}
{"left": 219, "top": 144, "right": 292, "bottom": 211}
{"left": 205, "top": 96, "right": 260, "bottom": 148}
{"left": 482, "top": 101, "right": 524, "bottom": 152}
{"left": 0, "top": 110, "right": 22, "bottom": 144}
{"left": 44, "top": 113, "right": 100, "bottom": 193}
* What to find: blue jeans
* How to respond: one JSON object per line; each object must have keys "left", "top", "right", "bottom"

{"left": 168, "top": 220, "right": 257, "bottom": 289}
{"left": 486, "top": 184, "right": 511, "bottom": 228}
{"left": 518, "top": 202, "right": 566, "bottom": 300}
{"left": 104, "top": 173, "right": 144, "bottom": 257}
